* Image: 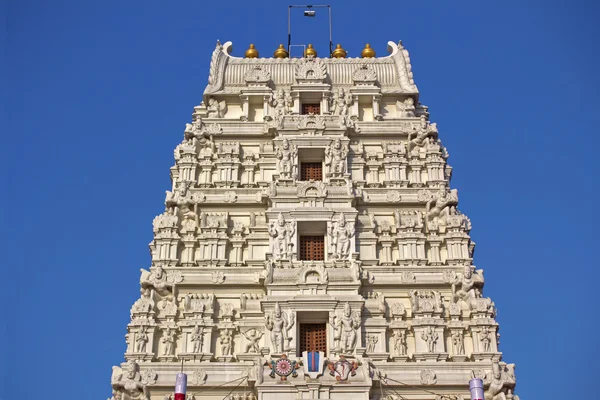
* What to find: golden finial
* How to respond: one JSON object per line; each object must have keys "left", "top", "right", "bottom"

{"left": 331, "top": 44, "right": 347, "bottom": 58}
{"left": 304, "top": 44, "right": 317, "bottom": 57}
{"left": 273, "top": 44, "right": 289, "bottom": 59}
{"left": 245, "top": 44, "right": 259, "bottom": 58}
{"left": 361, "top": 44, "right": 376, "bottom": 58}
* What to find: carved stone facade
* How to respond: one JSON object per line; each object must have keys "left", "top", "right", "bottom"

{"left": 108, "top": 40, "right": 519, "bottom": 400}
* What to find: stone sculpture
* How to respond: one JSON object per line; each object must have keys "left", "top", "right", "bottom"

{"left": 328, "top": 214, "right": 355, "bottom": 260}
{"left": 325, "top": 138, "right": 348, "bottom": 177}
{"left": 241, "top": 328, "right": 264, "bottom": 353}
{"left": 264, "top": 303, "right": 295, "bottom": 354}
{"left": 191, "top": 325, "right": 203, "bottom": 353}
{"left": 219, "top": 329, "right": 233, "bottom": 356}
{"left": 330, "top": 302, "right": 361, "bottom": 353}
{"left": 268, "top": 213, "right": 295, "bottom": 261}
{"left": 135, "top": 327, "right": 149, "bottom": 353}
{"left": 421, "top": 326, "right": 438, "bottom": 353}
{"left": 275, "top": 138, "right": 297, "bottom": 180}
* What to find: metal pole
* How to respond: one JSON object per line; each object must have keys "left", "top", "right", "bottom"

{"left": 328, "top": 6, "right": 333, "bottom": 56}
{"left": 288, "top": 6, "right": 292, "bottom": 54}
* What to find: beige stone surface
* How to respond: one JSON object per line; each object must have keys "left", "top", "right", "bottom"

{"left": 108, "top": 40, "right": 519, "bottom": 400}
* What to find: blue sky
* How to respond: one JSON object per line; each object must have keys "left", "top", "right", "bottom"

{"left": 3, "top": 0, "right": 599, "bottom": 398}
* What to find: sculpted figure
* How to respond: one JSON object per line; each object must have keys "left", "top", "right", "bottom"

{"left": 207, "top": 98, "right": 226, "bottom": 118}
{"left": 191, "top": 325, "right": 203, "bottom": 353}
{"left": 421, "top": 326, "right": 438, "bottom": 353}
{"left": 135, "top": 327, "right": 149, "bottom": 353}
{"left": 331, "top": 88, "right": 352, "bottom": 116}
{"left": 264, "top": 303, "right": 294, "bottom": 353}
{"left": 241, "top": 328, "right": 264, "bottom": 353}
{"left": 392, "top": 330, "right": 407, "bottom": 356}
{"left": 270, "top": 88, "right": 292, "bottom": 120}
{"left": 268, "top": 213, "right": 295, "bottom": 261}
{"left": 219, "top": 329, "right": 233, "bottom": 356}
{"left": 141, "top": 266, "right": 172, "bottom": 296}
{"left": 161, "top": 327, "right": 175, "bottom": 356}
{"left": 180, "top": 204, "right": 197, "bottom": 232}
{"left": 328, "top": 214, "right": 355, "bottom": 260}
{"left": 110, "top": 360, "right": 150, "bottom": 400}
{"left": 330, "top": 302, "right": 360, "bottom": 353}
{"left": 452, "top": 265, "right": 485, "bottom": 305}
{"left": 480, "top": 327, "right": 492, "bottom": 352}
{"left": 426, "top": 187, "right": 459, "bottom": 230}
{"left": 366, "top": 335, "right": 378, "bottom": 353}
{"left": 408, "top": 115, "right": 437, "bottom": 154}
{"left": 184, "top": 121, "right": 217, "bottom": 158}
{"left": 325, "top": 138, "right": 348, "bottom": 177}
{"left": 481, "top": 360, "right": 518, "bottom": 400}
{"left": 452, "top": 330, "right": 465, "bottom": 355}
{"left": 275, "top": 138, "right": 298, "bottom": 180}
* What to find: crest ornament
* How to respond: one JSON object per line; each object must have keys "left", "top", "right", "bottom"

{"left": 295, "top": 56, "right": 327, "bottom": 82}
{"left": 352, "top": 64, "right": 378, "bottom": 85}
{"left": 266, "top": 354, "right": 300, "bottom": 381}
{"left": 244, "top": 65, "right": 271, "bottom": 85}
{"left": 328, "top": 356, "right": 359, "bottom": 381}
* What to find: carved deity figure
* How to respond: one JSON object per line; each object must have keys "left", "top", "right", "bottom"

{"left": 426, "top": 187, "right": 459, "bottom": 230}
{"left": 325, "top": 138, "right": 348, "bottom": 177}
{"left": 275, "top": 138, "right": 298, "bottom": 180}
{"left": 207, "top": 98, "right": 226, "bottom": 118}
{"left": 330, "top": 302, "right": 361, "bottom": 353}
{"left": 111, "top": 360, "right": 150, "bottom": 400}
{"left": 219, "top": 329, "right": 233, "bottom": 356}
{"left": 180, "top": 204, "right": 197, "bottom": 233}
{"left": 183, "top": 121, "right": 217, "bottom": 158}
{"left": 264, "top": 303, "right": 295, "bottom": 354}
{"left": 331, "top": 88, "right": 352, "bottom": 117}
{"left": 480, "top": 327, "right": 492, "bottom": 352}
{"left": 452, "top": 330, "right": 465, "bottom": 355}
{"left": 408, "top": 115, "right": 438, "bottom": 155}
{"left": 392, "top": 330, "right": 407, "bottom": 356}
{"left": 241, "top": 328, "right": 264, "bottom": 353}
{"left": 191, "top": 325, "right": 203, "bottom": 353}
{"left": 410, "top": 290, "right": 443, "bottom": 314}
{"left": 481, "top": 361, "right": 518, "bottom": 400}
{"left": 366, "top": 335, "right": 378, "bottom": 353}
{"left": 161, "top": 327, "right": 175, "bottom": 356}
{"left": 135, "top": 327, "right": 149, "bottom": 353}
{"left": 452, "top": 265, "right": 485, "bottom": 306}
{"left": 421, "top": 327, "right": 438, "bottom": 353}
{"left": 270, "top": 88, "right": 292, "bottom": 120}
{"left": 328, "top": 214, "right": 355, "bottom": 260}
{"left": 268, "top": 213, "right": 295, "bottom": 261}
{"left": 141, "top": 266, "right": 172, "bottom": 296}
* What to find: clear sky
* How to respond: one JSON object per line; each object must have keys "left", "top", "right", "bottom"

{"left": 3, "top": 0, "right": 599, "bottom": 398}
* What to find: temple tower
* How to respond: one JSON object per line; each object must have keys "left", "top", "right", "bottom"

{"left": 108, "top": 40, "right": 520, "bottom": 400}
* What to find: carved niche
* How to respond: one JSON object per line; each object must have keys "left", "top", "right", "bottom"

{"left": 244, "top": 65, "right": 271, "bottom": 86}
{"left": 295, "top": 56, "right": 327, "bottom": 83}
{"left": 352, "top": 64, "right": 378, "bottom": 86}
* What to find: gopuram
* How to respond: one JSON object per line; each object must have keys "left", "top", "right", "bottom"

{"left": 108, "top": 40, "right": 520, "bottom": 400}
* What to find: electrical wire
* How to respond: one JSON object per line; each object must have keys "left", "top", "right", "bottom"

{"left": 377, "top": 371, "right": 460, "bottom": 400}
{"left": 188, "top": 375, "right": 248, "bottom": 397}
{"left": 221, "top": 376, "right": 249, "bottom": 400}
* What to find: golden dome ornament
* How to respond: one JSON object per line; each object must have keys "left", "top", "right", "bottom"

{"left": 273, "top": 44, "right": 289, "bottom": 59}
{"left": 331, "top": 44, "right": 347, "bottom": 58}
{"left": 361, "top": 44, "right": 376, "bottom": 58}
{"left": 245, "top": 44, "right": 259, "bottom": 58}
{"left": 304, "top": 44, "right": 317, "bottom": 58}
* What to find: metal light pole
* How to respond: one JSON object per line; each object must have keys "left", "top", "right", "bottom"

{"left": 288, "top": 4, "right": 333, "bottom": 57}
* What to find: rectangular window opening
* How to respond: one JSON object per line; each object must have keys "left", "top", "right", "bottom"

{"left": 299, "top": 323, "right": 327, "bottom": 354}
{"left": 302, "top": 103, "right": 321, "bottom": 115}
{"left": 300, "top": 162, "right": 323, "bottom": 181}
{"left": 299, "top": 236, "right": 324, "bottom": 261}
